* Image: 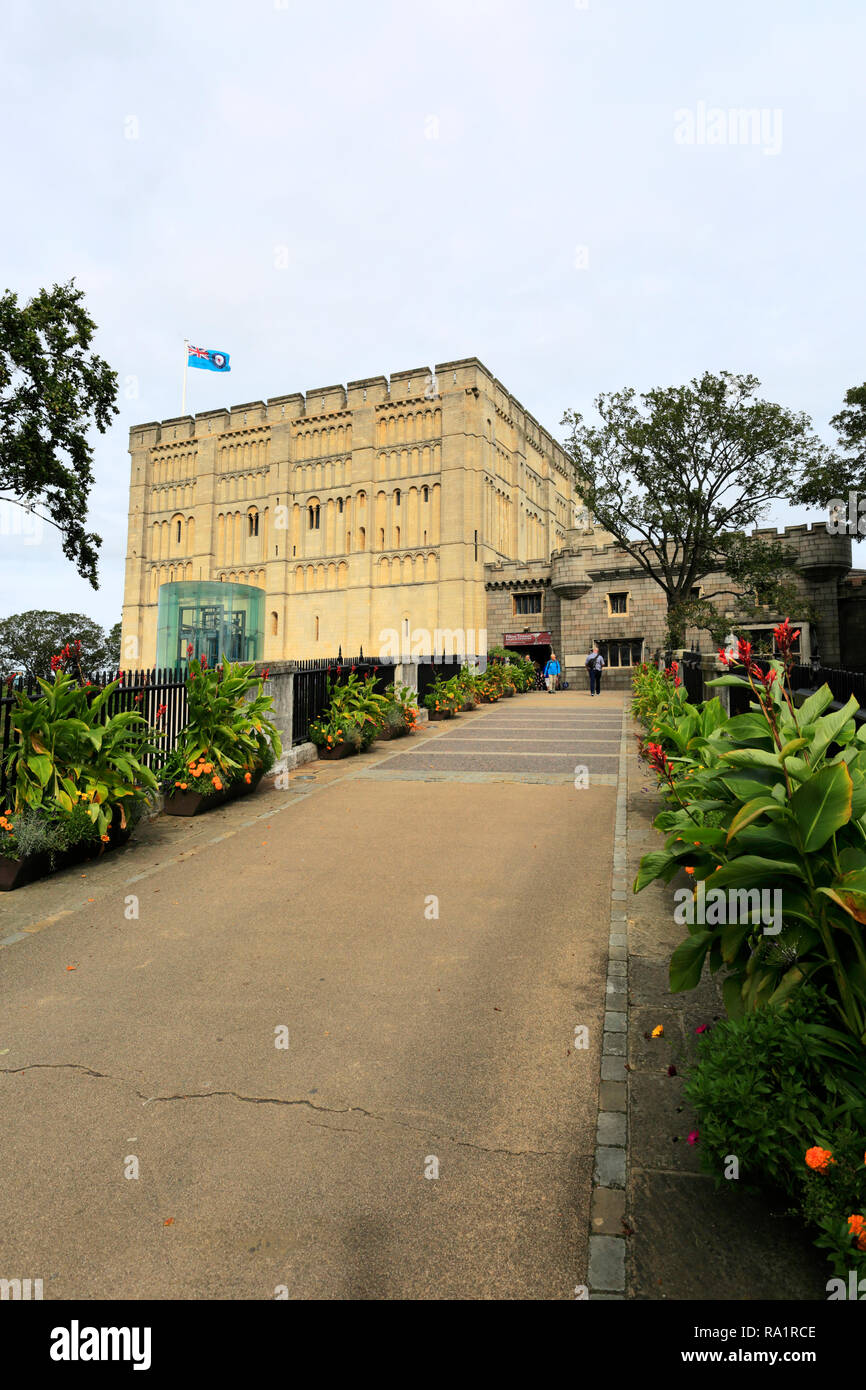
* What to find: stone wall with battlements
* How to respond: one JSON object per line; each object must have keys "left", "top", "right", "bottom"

{"left": 121, "top": 358, "right": 587, "bottom": 667}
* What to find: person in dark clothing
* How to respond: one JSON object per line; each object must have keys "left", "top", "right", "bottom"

{"left": 585, "top": 641, "right": 605, "bottom": 696}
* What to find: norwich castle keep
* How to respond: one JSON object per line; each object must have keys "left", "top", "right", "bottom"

{"left": 122, "top": 357, "right": 861, "bottom": 689}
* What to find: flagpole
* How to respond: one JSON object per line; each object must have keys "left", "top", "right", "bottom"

{"left": 182, "top": 338, "right": 189, "bottom": 415}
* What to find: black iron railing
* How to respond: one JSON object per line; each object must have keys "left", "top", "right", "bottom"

{"left": 290, "top": 652, "right": 396, "bottom": 746}
{"left": 0, "top": 667, "right": 188, "bottom": 797}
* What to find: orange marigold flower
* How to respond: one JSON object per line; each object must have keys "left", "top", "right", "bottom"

{"left": 684, "top": 866, "right": 694, "bottom": 875}
{"left": 212, "top": 778, "right": 223, "bottom": 791}
{"left": 180, "top": 783, "right": 188, "bottom": 790}
{"left": 244, "top": 772, "right": 252, "bottom": 783}
{"left": 848, "top": 1215, "right": 866, "bottom": 1250}
{"left": 805, "top": 1146, "right": 834, "bottom": 1173}
{"left": 100, "top": 834, "right": 110, "bottom": 843}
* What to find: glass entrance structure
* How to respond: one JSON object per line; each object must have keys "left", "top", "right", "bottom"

{"left": 156, "top": 580, "right": 265, "bottom": 669}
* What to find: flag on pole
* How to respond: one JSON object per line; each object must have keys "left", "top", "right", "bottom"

{"left": 187, "top": 345, "right": 231, "bottom": 373}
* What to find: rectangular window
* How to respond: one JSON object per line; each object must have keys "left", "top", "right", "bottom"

{"left": 608, "top": 592, "right": 628, "bottom": 615}
{"left": 742, "top": 626, "right": 803, "bottom": 660}
{"left": 598, "top": 639, "right": 643, "bottom": 668}
{"left": 514, "top": 592, "right": 542, "bottom": 616}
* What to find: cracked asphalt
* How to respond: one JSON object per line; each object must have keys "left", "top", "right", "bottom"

{"left": 0, "top": 691, "right": 620, "bottom": 1299}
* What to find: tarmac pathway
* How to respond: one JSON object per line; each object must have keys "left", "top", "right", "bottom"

{"left": 0, "top": 690, "right": 621, "bottom": 1299}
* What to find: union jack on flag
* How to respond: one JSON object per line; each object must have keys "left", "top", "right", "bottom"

{"left": 187, "top": 345, "right": 231, "bottom": 373}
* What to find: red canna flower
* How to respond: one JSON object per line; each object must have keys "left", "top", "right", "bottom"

{"left": 773, "top": 617, "right": 800, "bottom": 656}
{"left": 155, "top": 703, "right": 167, "bottom": 720}
{"left": 187, "top": 643, "right": 193, "bottom": 656}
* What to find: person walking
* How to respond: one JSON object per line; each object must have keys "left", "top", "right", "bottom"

{"left": 543, "top": 651, "right": 561, "bottom": 694}
{"left": 585, "top": 641, "right": 605, "bottom": 696}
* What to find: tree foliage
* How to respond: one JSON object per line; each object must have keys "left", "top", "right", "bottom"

{"left": 0, "top": 611, "right": 115, "bottom": 680}
{"left": 793, "top": 382, "right": 866, "bottom": 511}
{"left": 0, "top": 280, "right": 118, "bottom": 587}
{"left": 561, "top": 371, "right": 834, "bottom": 644}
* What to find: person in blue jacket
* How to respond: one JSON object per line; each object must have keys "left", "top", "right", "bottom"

{"left": 543, "top": 651, "right": 561, "bottom": 693}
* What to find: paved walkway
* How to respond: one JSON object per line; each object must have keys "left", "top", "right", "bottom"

{"left": 0, "top": 691, "right": 622, "bottom": 1299}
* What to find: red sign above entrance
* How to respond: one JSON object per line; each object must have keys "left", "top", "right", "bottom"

{"left": 503, "top": 632, "right": 551, "bottom": 646}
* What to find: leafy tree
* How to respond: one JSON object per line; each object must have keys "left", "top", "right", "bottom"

{"left": 0, "top": 280, "right": 118, "bottom": 587}
{"left": 105, "top": 620, "right": 122, "bottom": 665}
{"left": 0, "top": 611, "right": 113, "bottom": 680}
{"left": 793, "top": 382, "right": 866, "bottom": 514}
{"left": 561, "top": 371, "right": 834, "bottom": 645}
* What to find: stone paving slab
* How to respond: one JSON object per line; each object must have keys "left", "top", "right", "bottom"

{"left": 356, "top": 770, "right": 619, "bottom": 786}
{"left": 376, "top": 753, "right": 620, "bottom": 775}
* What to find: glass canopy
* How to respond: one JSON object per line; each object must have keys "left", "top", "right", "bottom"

{"left": 156, "top": 580, "right": 265, "bottom": 669}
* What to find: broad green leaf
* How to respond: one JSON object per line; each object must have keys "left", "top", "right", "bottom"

{"left": 722, "top": 974, "right": 745, "bottom": 1019}
{"left": 720, "top": 918, "right": 752, "bottom": 963}
{"left": 633, "top": 850, "right": 678, "bottom": 892}
{"left": 810, "top": 697, "right": 861, "bottom": 763}
{"left": 723, "top": 712, "right": 774, "bottom": 742}
{"left": 789, "top": 762, "right": 853, "bottom": 852}
{"left": 27, "top": 753, "right": 52, "bottom": 787}
{"left": 711, "top": 855, "right": 806, "bottom": 888}
{"left": 721, "top": 748, "right": 782, "bottom": 769}
{"left": 779, "top": 738, "right": 809, "bottom": 760}
{"left": 768, "top": 966, "right": 807, "bottom": 1007}
{"left": 669, "top": 931, "right": 713, "bottom": 992}
{"left": 796, "top": 684, "right": 834, "bottom": 726}
{"left": 726, "top": 795, "right": 785, "bottom": 844}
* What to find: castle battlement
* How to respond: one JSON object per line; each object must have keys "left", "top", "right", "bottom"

{"left": 129, "top": 357, "right": 573, "bottom": 474}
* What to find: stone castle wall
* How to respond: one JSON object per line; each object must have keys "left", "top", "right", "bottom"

{"left": 121, "top": 358, "right": 587, "bottom": 667}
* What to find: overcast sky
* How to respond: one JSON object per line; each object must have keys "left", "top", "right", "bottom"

{"left": 2, "top": 0, "right": 864, "bottom": 631}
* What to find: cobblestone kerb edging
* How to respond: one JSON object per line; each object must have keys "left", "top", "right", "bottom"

{"left": 588, "top": 699, "right": 630, "bottom": 1299}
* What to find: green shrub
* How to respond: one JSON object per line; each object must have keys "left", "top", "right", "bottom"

{"left": 684, "top": 986, "right": 866, "bottom": 1277}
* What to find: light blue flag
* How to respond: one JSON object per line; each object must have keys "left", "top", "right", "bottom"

{"left": 187, "top": 345, "right": 231, "bottom": 373}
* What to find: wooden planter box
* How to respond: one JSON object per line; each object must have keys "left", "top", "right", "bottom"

{"left": 462, "top": 702, "right": 479, "bottom": 712}
{"left": 375, "top": 725, "right": 408, "bottom": 741}
{"left": 164, "top": 769, "right": 264, "bottom": 817}
{"left": 316, "top": 742, "right": 358, "bottom": 761}
{"left": 0, "top": 817, "right": 133, "bottom": 893}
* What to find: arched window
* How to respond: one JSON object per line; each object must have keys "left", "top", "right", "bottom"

{"left": 378, "top": 528, "right": 385, "bottom": 548}
{"left": 315, "top": 615, "right": 319, "bottom": 642}
{"left": 270, "top": 611, "right": 278, "bottom": 636}
{"left": 422, "top": 486, "right": 429, "bottom": 502}
{"left": 395, "top": 527, "right": 400, "bottom": 547}
{"left": 248, "top": 510, "right": 259, "bottom": 537}
{"left": 338, "top": 498, "right": 343, "bottom": 514}
{"left": 358, "top": 527, "right": 366, "bottom": 551}
{"left": 308, "top": 503, "right": 320, "bottom": 529}
{"left": 394, "top": 489, "right": 401, "bottom": 506}
{"left": 176, "top": 519, "right": 182, "bottom": 543}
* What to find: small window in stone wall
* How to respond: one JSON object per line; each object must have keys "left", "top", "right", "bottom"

{"left": 514, "top": 592, "right": 542, "bottom": 616}
{"left": 598, "top": 639, "right": 643, "bottom": 668}
{"left": 608, "top": 592, "right": 628, "bottom": 614}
